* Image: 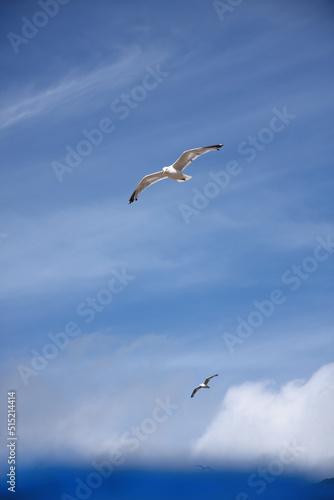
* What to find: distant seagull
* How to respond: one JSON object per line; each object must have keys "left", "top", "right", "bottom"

{"left": 191, "top": 374, "right": 218, "bottom": 398}
{"left": 195, "top": 464, "right": 214, "bottom": 471}
{"left": 128, "top": 144, "right": 223, "bottom": 203}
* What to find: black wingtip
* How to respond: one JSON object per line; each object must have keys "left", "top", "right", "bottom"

{"left": 205, "top": 144, "right": 223, "bottom": 150}
{"left": 128, "top": 192, "right": 136, "bottom": 204}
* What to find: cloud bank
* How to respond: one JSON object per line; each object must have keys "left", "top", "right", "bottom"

{"left": 192, "top": 363, "right": 334, "bottom": 478}
{"left": 1, "top": 323, "right": 333, "bottom": 480}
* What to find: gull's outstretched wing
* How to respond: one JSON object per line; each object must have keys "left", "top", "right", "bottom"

{"left": 172, "top": 144, "right": 223, "bottom": 171}
{"left": 204, "top": 374, "right": 218, "bottom": 385}
{"left": 128, "top": 171, "right": 167, "bottom": 203}
{"left": 195, "top": 465, "right": 213, "bottom": 471}
{"left": 191, "top": 386, "right": 201, "bottom": 398}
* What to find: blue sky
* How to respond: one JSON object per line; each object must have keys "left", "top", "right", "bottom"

{"left": 0, "top": 0, "right": 334, "bottom": 497}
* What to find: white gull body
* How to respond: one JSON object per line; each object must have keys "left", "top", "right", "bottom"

{"left": 191, "top": 374, "right": 218, "bottom": 398}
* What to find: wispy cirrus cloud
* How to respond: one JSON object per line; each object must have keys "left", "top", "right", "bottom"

{"left": 1, "top": 184, "right": 333, "bottom": 303}
{"left": 0, "top": 45, "right": 170, "bottom": 131}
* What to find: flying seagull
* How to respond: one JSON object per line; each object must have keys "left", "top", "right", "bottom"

{"left": 128, "top": 144, "right": 223, "bottom": 203}
{"left": 191, "top": 374, "right": 218, "bottom": 398}
{"left": 195, "top": 465, "right": 214, "bottom": 471}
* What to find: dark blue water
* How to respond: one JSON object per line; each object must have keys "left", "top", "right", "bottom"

{"left": 1, "top": 465, "right": 333, "bottom": 500}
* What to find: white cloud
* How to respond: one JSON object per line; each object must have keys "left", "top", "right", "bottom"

{"left": 1, "top": 325, "right": 333, "bottom": 476}
{"left": 192, "top": 363, "right": 334, "bottom": 477}
{"left": 0, "top": 45, "right": 169, "bottom": 131}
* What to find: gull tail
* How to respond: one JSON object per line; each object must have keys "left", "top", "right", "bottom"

{"left": 177, "top": 174, "right": 192, "bottom": 183}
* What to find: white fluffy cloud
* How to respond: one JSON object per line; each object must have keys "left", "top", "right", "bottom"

{"left": 2, "top": 325, "right": 333, "bottom": 478}
{"left": 192, "top": 363, "right": 334, "bottom": 477}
